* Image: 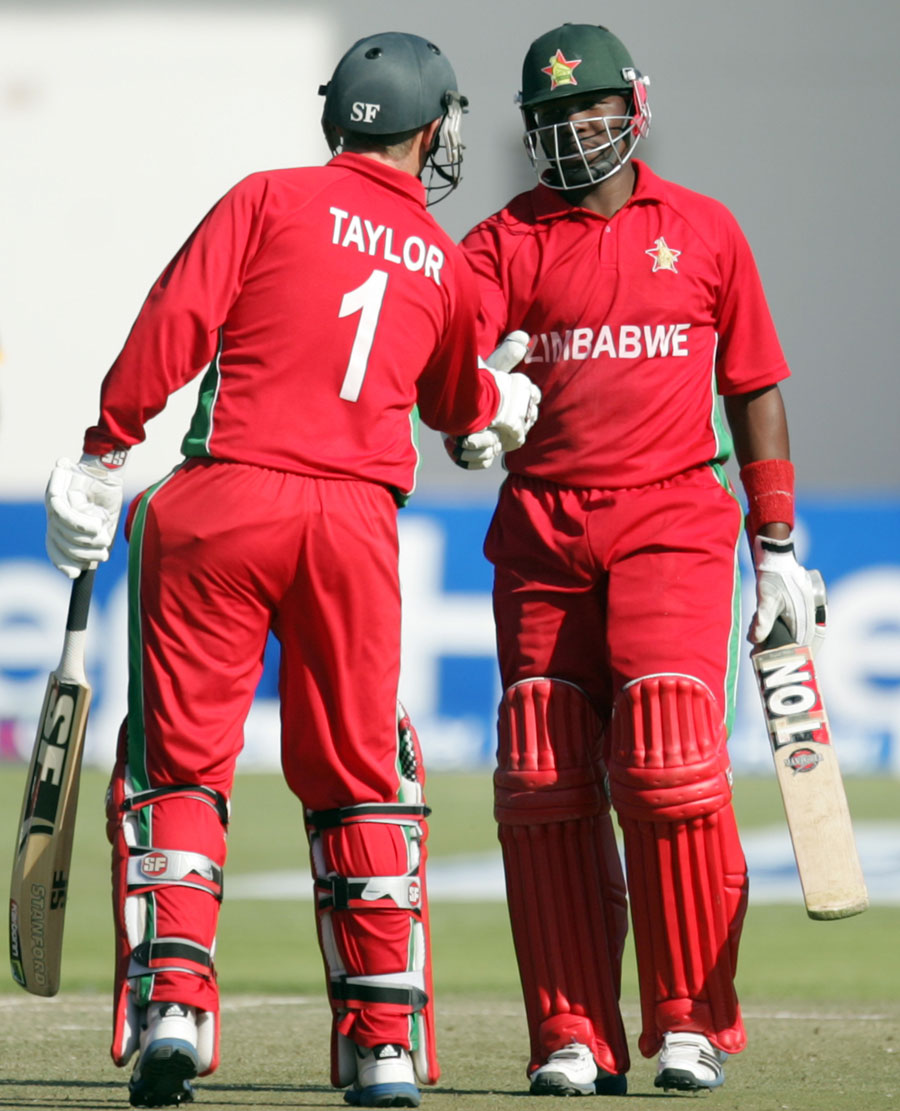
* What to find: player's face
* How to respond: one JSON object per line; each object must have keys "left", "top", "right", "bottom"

{"left": 534, "top": 91, "right": 630, "bottom": 162}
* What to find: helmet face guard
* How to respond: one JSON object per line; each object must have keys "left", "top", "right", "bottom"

{"left": 519, "top": 24, "right": 651, "bottom": 191}
{"left": 422, "top": 91, "right": 467, "bottom": 205}
{"left": 522, "top": 69, "right": 650, "bottom": 190}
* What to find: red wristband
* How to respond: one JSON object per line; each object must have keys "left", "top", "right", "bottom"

{"left": 739, "top": 458, "right": 794, "bottom": 538}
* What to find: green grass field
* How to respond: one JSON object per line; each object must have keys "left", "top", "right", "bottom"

{"left": 1, "top": 767, "right": 898, "bottom": 1109}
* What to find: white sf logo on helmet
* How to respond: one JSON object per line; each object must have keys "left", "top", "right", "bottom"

{"left": 350, "top": 101, "right": 382, "bottom": 123}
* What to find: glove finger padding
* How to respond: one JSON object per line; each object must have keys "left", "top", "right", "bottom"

{"left": 746, "top": 577, "right": 791, "bottom": 648}
{"left": 46, "top": 494, "right": 117, "bottom": 546}
{"left": 45, "top": 454, "right": 126, "bottom": 577}
{"left": 441, "top": 431, "right": 501, "bottom": 471}
{"left": 482, "top": 330, "right": 530, "bottom": 374}
{"left": 490, "top": 370, "right": 541, "bottom": 452}
{"left": 481, "top": 330, "right": 540, "bottom": 453}
{"left": 809, "top": 569, "right": 828, "bottom": 657}
{"left": 749, "top": 535, "right": 818, "bottom": 649}
{"left": 46, "top": 516, "right": 111, "bottom": 562}
{"left": 45, "top": 529, "right": 92, "bottom": 580}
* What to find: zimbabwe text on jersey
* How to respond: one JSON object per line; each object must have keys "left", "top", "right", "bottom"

{"left": 524, "top": 324, "right": 691, "bottom": 363}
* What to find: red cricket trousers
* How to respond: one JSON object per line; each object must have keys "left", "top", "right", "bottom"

{"left": 111, "top": 459, "right": 418, "bottom": 1048}
{"left": 486, "top": 465, "right": 745, "bottom": 728}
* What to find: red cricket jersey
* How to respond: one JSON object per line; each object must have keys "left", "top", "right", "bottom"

{"left": 461, "top": 161, "right": 790, "bottom": 488}
{"left": 84, "top": 153, "right": 499, "bottom": 497}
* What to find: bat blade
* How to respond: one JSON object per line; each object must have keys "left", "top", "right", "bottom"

{"left": 752, "top": 621, "right": 868, "bottom": 920}
{"left": 9, "top": 570, "right": 94, "bottom": 995}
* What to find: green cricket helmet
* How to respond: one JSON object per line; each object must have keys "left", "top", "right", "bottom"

{"left": 519, "top": 23, "right": 651, "bottom": 190}
{"left": 319, "top": 31, "right": 468, "bottom": 205}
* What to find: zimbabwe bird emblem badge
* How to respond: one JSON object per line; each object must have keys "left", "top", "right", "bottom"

{"left": 645, "top": 237, "right": 681, "bottom": 273}
{"left": 542, "top": 50, "right": 582, "bottom": 90}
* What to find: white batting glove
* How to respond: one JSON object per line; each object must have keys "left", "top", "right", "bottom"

{"left": 749, "top": 534, "right": 823, "bottom": 651}
{"left": 443, "top": 331, "right": 537, "bottom": 470}
{"left": 441, "top": 429, "right": 503, "bottom": 470}
{"left": 490, "top": 371, "right": 541, "bottom": 451}
{"left": 45, "top": 451, "right": 127, "bottom": 578}
{"left": 484, "top": 330, "right": 540, "bottom": 452}
{"left": 484, "top": 330, "right": 531, "bottom": 374}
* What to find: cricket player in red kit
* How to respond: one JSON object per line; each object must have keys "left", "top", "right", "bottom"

{"left": 42, "top": 32, "right": 539, "bottom": 1110}
{"left": 450, "top": 22, "right": 822, "bottom": 1097}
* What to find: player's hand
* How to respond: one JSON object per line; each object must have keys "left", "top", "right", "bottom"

{"left": 749, "top": 534, "right": 824, "bottom": 652}
{"left": 441, "top": 429, "right": 503, "bottom": 470}
{"left": 490, "top": 370, "right": 541, "bottom": 451}
{"left": 45, "top": 452, "right": 127, "bottom": 578}
{"left": 483, "top": 330, "right": 531, "bottom": 374}
{"left": 484, "top": 331, "right": 540, "bottom": 452}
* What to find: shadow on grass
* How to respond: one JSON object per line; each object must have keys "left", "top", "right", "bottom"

{"left": 0, "top": 1076, "right": 680, "bottom": 1106}
{"left": 0, "top": 1076, "right": 335, "bottom": 1106}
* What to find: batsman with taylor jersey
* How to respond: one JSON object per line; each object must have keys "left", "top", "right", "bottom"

{"left": 453, "top": 22, "right": 822, "bottom": 1096}
{"left": 42, "top": 32, "right": 539, "bottom": 1110}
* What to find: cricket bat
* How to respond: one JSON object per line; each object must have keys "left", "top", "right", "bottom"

{"left": 9, "top": 567, "right": 95, "bottom": 994}
{"left": 751, "top": 577, "right": 868, "bottom": 920}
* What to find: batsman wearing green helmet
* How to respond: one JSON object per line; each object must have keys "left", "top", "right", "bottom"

{"left": 453, "top": 21, "right": 821, "bottom": 1097}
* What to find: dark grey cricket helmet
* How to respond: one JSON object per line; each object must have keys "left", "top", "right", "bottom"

{"left": 519, "top": 23, "right": 651, "bottom": 190}
{"left": 319, "top": 31, "right": 468, "bottom": 205}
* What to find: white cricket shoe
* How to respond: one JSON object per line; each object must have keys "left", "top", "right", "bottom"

{"left": 128, "top": 1002, "right": 199, "bottom": 1107}
{"left": 529, "top": 1041, "right": 627, "bottom": 1096}
{"left": 344, "top": 1043, "right": 420, "bottom": 1108}
{"left": 654, "top": 1031, "right": 727, "bottom": 1091}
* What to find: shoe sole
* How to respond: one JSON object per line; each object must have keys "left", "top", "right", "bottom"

{"left": 344, "top": 1082, "right": 421, "bottom": 1108}
{"left": 655, "top": 1067, "right": 725, "bottom": 1092}
{"left": 129, "top": 1040, "right": 198, "bottom": 1107}
{"left": 530, "top": 1070, "right": 596, "bottom": 1096}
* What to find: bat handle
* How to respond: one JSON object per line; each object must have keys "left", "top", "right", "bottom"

{"left": 58, "top": 569, "right": 96, "bottom": 683}
{"left": 66, "top": 568, "right": 96, "bottom": 634}
{"left": 763, "top": 615, "right": 795, "bottom": 650}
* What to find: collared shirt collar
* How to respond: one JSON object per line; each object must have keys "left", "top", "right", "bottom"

{"left": 328, "top": 151, "right": 427, "bottom": 208}
{"left": 531, "top": 159, "right": 664, "bottom": 221}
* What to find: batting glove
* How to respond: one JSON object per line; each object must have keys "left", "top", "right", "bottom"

{"left": 749, "top": 534, "right": 824, "bottom": 651}
{"left": 45, "top": 451, "right": 127, "bottom": 578}
{"left": 490, "top": 369, "right": 541, "bottom": 451}
{"left": 443, "top": 331, "right": 538, "bottom": 470}
{"left": 485, "top": 330, "right": 539, "bottom": 452}
{"left": 442, "top": 428, "right": 503, "bottom": 470}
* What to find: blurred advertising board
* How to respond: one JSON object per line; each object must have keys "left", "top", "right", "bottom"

{"left": 1, "top": 496, "right": 898, "bottom": 774}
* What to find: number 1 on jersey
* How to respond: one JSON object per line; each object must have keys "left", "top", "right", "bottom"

{"left": 338, "top": 269, "right": 388, "bottom": 402}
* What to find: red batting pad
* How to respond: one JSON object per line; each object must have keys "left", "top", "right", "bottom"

{"left": 608, "top": 675, "right": 748, "bottom": 1057}
{"left": 107, "top": 726, "right": 226, "bottom": 1074}
{"left": 496, "top": 679, "right": 630, "bottom": 1076}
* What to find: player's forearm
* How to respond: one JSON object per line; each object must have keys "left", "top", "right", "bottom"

{"left": 420, "top": 366, "right": 501, "bottom": 436}
{"left": 725, "top": 385, "right": 793, "bottom": 540}
{"left": 417, "top": 297, "right": 503, "bottom": 435}
{"left": 723, "top": 384, "right": 789, "bottom": 465}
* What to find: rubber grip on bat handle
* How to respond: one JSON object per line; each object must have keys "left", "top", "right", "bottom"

{"left": 66, "top": 568, "right": 96, "bottom": 633}
{"left": 763, "top": 615, "right": 795, "bottom": 650}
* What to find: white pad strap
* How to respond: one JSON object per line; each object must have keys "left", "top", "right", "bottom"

{"left": 126, "top": 849, "right": 223, "bottom": 900}
{"left": 316, "top": 873, "right": 423, "bottom": 911}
